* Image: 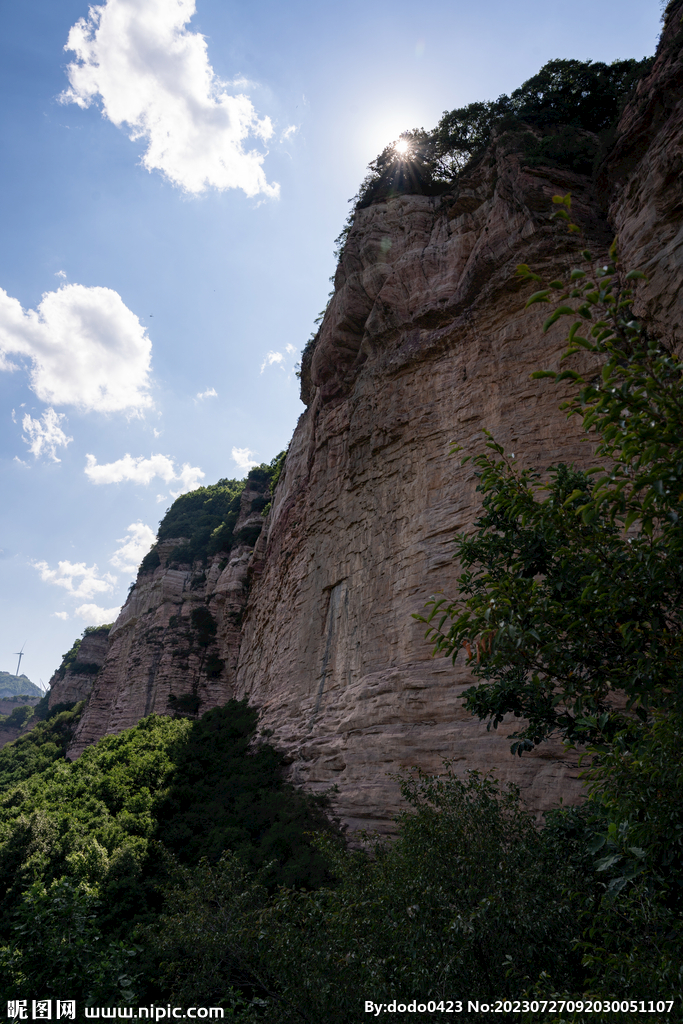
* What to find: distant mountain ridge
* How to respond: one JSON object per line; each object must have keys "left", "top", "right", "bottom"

{"left": 0, "top": 672, "right": 42, "bottom": 698}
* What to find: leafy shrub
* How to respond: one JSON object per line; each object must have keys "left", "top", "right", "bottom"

{"left": 139, "top": 547, "right": 161, "bottom": 575}
{"left": 233, "top": 524, "right": 263, "bottom": 547}
{"left": 159, "top": 479, "right": 245, "bottom": 565}
{"left": 0, "top": 706, "right": 35, "bottom": 731}
{"left": 152, "top": 770, "right": 593, "bottom": 1019}
{"left": 0, "top": 878, "right": 140, "bottom": 1004}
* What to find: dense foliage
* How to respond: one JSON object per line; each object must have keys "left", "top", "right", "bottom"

{"left": 0, "top": 701, "right": 337, "bottom": 1003}
{"left": 352, "top": 57, "right": 652, "bottom": 209}
{"left": 155, "top": 476, "right": 245, "bottom": 566}
{"left": 151, "top": 453, "right": 286, "bottom": 568}
{"left": 152, "top": 770, "right": 595, "bottom": 1021}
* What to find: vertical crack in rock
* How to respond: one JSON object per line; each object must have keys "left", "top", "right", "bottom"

{"left": 310, "top": 580, "right": 347, "bottom": 725}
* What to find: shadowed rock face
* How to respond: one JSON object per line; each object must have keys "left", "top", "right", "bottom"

{"left": 233, "top": 149, "right": 610, "bottom": 833}
{"left": 66, "top": 7, "right": 683, "bottom": 831}
{"left": 598, "top": 0, "right": 683, "bottom": 345}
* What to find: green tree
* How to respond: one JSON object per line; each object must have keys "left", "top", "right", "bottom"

{"left": 419, "top": 195, "right": 683, "bottom": 998}
{"left": 421, "top": 196, "right": 683, "bottom": 755}
{"left": 153, "top": 769, "right": 590, "bottom": 1022}
{"left": 0, "top": 878, "right": 139, "bottom": 1004}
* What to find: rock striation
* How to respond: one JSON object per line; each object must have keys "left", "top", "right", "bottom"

{"left": 66, "top": 477, "right": 270, "bottom": 759}
{"left": 65, "top": 5, "right": 683, "bottom": 832}
{"left": 48, "top": 626, "right": 111, "bottom": 710}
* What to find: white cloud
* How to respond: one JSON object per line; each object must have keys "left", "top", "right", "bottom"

{"left": 13, "top": 456, "right": 29, "bottom": 468}
{"left": 109, "top": 521, "right": 156, "bottom": 574}
{"left": 34, "top": 559, "right": 117, "bottom": 601}
{"left": 196, "top": 386, "right": 217, "bottom": 400}
{"left": 153, "top": 427, "right": 161, "bottom": 438}
{"left": 84, "top": 452, "right": 204, "bottom": 496}
{"left": 55, "top": 270, "right": 67, "bottom": 280}
{"left": 0, "top": 283, "right": 152, "bottom": 413}
{"left": 60, "top": 0, "right": 279, "bottom": 198}
{"left": 231, "top": 446, "right": 258, "bottom": 472}
{"left": 75, "top": 603, "right": 121, "bottom": 625}
{"left": 260, "top": 350, "right": 284, "bottom": 373}
{"left": 285, "top": 343, "right": 297, "bottom": 355}
{"left": 281, "top": 125, "right": 298, "bottom": 140}
{"left": 22, "top": 407, "right": 73, "bottom": 462}
{"left": 53, "top": 611, "right": 70, "bottom": 620}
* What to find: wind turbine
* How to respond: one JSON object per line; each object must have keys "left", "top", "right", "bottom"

{"left": 13, "top": 642, "right": 26, "bottom": 678}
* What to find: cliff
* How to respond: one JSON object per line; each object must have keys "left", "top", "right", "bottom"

{"left": 47, "top": 625, "right": 111, "bottom": 710}
{"left": 64, "top": 6, "right": 683, "bottom": 832}
{"left": 66, "top": 474, "right": 271, "bottom": 758}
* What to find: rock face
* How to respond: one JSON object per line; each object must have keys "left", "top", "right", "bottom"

{"left": 67, "top": 480, "right": 269, "bottom": 760}
{"left": 48, "top": 627, "right": 111, "bottom": 709}
{"left": 233, "top": 155, "right": 608, "bottom": 832}
{"left": 598, "top": 2, "right": 683, "bottom": 344}
{"left": 66, "top": 6, "right": 683, "bottom": 832}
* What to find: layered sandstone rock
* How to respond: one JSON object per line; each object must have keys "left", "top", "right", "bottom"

{"left": 66, "top": 481, "right": 267, "bottom": 759}
{"left": 48, "top": 626, "right": 111, "bottom": 710}
{"left": 599, "top": 1, "right": 683, "bottom": 343}
{"left": 233, "top": 151, "right": 610, "bottom": 833}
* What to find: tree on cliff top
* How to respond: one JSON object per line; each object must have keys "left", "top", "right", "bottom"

{"left": 353, "top": 56, "right": 653, "bottom": 208}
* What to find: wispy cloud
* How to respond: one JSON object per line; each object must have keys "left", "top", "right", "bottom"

{"left": 60, "top": 0, "right": 279, "bottom": 198}
{"left": 52, "top": 611, "right": 70, "bottom": 620}
{"left": 196, "top": 386, "right": 218, "bottom": 400}
{"left": 0, "top": 283, "right": 152, "bottom": 414}
{"left": 109, "top": 521, "right": 156, "bottom": 574}
{"left": 232, "top": 446, "right": 258, "bottom": 472}
{"left": 84, "top": 452, "right": 204, "bottom": 496}
{"left": 260, "top": 351, "right": 284, "bottom": 373}
{"left": 22, "top": 408, "right": 73, "bottom": 462}
{"left": 33, "top": 559, "right": 117, "bottom": 601}
{"left": 281, "top": 125, "right": 298, "bottom": 140}
{"left": 260, "top": 344, "right": 299, "bottom": 375}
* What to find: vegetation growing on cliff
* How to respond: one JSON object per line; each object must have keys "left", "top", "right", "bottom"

{"left": 55, "top": 625, "right": 111, "bottom": 679}
{"left": 353, "top": 57, "right": 653, "bottom": 209}
{"left": 419, "top": 197, "right": 683, "bottom": 999}
{"left": 147, "top": 454, "right": 286, "bottom": 570}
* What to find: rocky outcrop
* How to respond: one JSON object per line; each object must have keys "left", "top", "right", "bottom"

{"left": 66, "top": 6, "right": 683, "bottom": 832}
{"left": 66, "top": 479, "right": 268, "bottom": 759}
{"left": 48, "top": 626, "right": 111, "bottom": 710}
{"left": 598, "top": 0, "right": 683, "bottom": 344}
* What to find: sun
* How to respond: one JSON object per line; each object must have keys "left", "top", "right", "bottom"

{"left": 394, "top": 139, "right": 410, "bottom": 156}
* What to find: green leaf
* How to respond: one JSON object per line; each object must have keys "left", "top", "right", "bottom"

{"left": 543, "top": 306, "right": 575, "bottom": 332}
{"left": 525, "top": 290, "right": 551, "bottom": 308}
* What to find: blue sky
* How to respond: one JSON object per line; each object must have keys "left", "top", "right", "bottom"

{"left": 0, "top": 0, "right": 663, "bottom": 686}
